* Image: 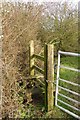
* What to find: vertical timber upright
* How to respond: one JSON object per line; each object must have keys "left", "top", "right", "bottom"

{"left": 44, "top": 44, "right": 54, "bottom": 112}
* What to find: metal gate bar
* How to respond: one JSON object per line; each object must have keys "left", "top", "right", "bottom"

{"left": 58, "top": 51, "right": 80, "bottom": 57}
{"left": 57, "top": 105, "right": 80, "bottom": 119}
{"left": 55, "top": 51, "right": 80, "bottom": 119}
{"left": 58, "top": 85, "right": 80, "bottom": 96}
{"left": 59, "top": 78, "right": 80, "bottom": 87}
{"left": 60, "top": 65, "right": 80, "bottom": 72}
{"left": 58, "top": 93, "right": 80, "bottom": 104}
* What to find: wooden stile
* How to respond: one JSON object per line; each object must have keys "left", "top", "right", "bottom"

{"left": 29, "top": 41, "right": 55, "bottom": 112}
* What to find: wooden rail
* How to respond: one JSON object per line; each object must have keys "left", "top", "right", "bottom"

{"left": 34, "top": 54, "right": 44, "bottom": 61}
{"left": 33, "top": 65, "right": 44, "bottom": 75}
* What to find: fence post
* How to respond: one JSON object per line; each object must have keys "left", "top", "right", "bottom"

{"left": 29, "top": 40, "right": 35, "bottom": 76}
{"left": 44, "top": 44, "right": 54, "bottom": 112}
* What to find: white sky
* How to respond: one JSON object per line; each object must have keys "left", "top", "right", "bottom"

{"left": 1, "top": 0, "right": 80, "bottom": 5}
{"left": 27, "top": 0, "right": 79, "bottom": 3}
{"left": 2, "top": 0, "right": 80, "bottom": 3}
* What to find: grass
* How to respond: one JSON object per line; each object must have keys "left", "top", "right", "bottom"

{"left": 60, "top": 56, "right": 80, "bottom": 69}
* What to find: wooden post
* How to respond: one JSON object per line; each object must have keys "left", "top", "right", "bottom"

{"left": 29, "top": 40, "right": 35, "bottom": 76}
{"left": 44, "top": 44, "right": 54, "bottom": 112}
{"left": 44, "top": 44, "right": 48, "bottom": 111}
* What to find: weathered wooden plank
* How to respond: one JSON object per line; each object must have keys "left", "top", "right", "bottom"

{"left": 36, "top": 78, "right": 45, "bottom": 87}
{"left": 23, "top": 75, "right": 44, "bottom": 80}
{"left": 34, "top": 54, "right": 44, "bottom": 61}
{"left": 23, "top": 75, "right": 44, "bottom": 86}
{"left": 34, "top": 65, "right": 44, "bottom": 75}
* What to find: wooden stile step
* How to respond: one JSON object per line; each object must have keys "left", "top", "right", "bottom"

{"left": 23, "top": 75, "right": 44, "bottom": 80}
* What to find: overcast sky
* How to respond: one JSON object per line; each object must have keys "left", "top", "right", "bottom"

{"left": 1, "top": 0, "right": 80, "bottom": 4}
{"left": 22, "top": 0, "right": 79, "bottom": 3}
